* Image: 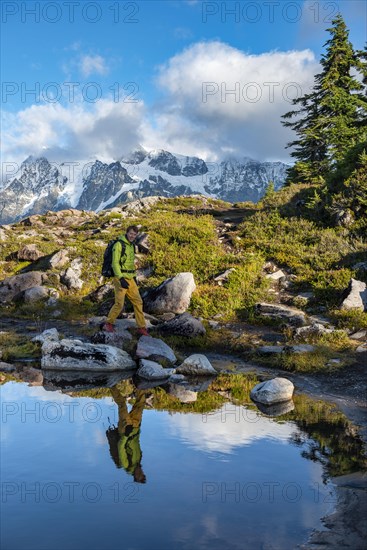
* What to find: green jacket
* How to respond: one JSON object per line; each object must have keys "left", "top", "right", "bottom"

{"left": 112, "top": 234, "right": 136, "bottom": 279}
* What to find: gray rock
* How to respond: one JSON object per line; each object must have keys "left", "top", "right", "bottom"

{"left": 168, "top": 374, "right": 186, "bottom": 383}
{"left": 60, "top": 267, "right": 83, "bottom": 290}
{"left": 341, "top": 279, "right": 367, "bottom": 311}
{"left": 144, "top": 272, "right": 196, "bottom": 314}
{"left": 87, "top": 284, "right": 114, "bottom": 303}
{"left": 291, "top": 344, "right": 315, "bottom": 353}
{"left": 256, "top": 303, "right": 307, "bottom": 327}
{"left": 350, "top": 330, "right": 367, "bottom": 341}
{"left": 136, "top": 336, "right": 176, "bottom": 365}
{"left": 0, "top": 361, "right": 16, "bottom": 372}
{"left": 32, "top": 328, "right": 59, "bottom": 344}
{"left": 158, "top": 312, "right": 206, "bottom": 337}
{"left": 0, "top": 271, "right": 44, "bottom": 303}
{"left": 23, "top": 286, "right": 49, "bottom": 303}
{"left": 137, "top": 359, "right": 171, "bottom": 380}
{"left": 41, "top": 338, "right": 136, "bottom": 371}
{"left": 17, "top": 244, "right": 43, "bottom": 261}
{"left": 135, "top": 232, "right": 150, "bottom": 253}
{"left": 294, "top": 323, "right": 333, "bottom": 340}
{"left": 176, "top": 354, "right": 217, "bottom": 376}
{"left": 91, "top": 330, "right": 132, "bottom": 347}
{"left": 266, "top": 269, "right": 286, "bottom": 280}
{"left": 250, "top": 377, "right": 294, "bottom": 405}
{"left": 47, "top": 249, "right": 70, "bottom": 269}
{"left": 0, "top": 228, "right": 8, "bottom": 241}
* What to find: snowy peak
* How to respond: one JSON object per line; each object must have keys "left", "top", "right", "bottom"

{"left": 0, "top": 149, "right": 290, "bottom": 223}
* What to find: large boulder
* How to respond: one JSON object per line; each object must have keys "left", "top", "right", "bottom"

{"left": 41, "top": 338, "right": 136, "bottom": 371}
{"left": 144, "top": 272, "right": 196, "bottom": 314}
{"left": 0, "top": 271, "right": 45, "bottom": 303}
{"left": 17, "top": 244, "right": 44, "bottom": 261}
{"left": 250, "top": 377, "right": 294, "bottom": 405}
{"left": 176, "top": 354, "right": 217, "bottom": 376}
{"left": 255, "top": 303, "right": 307, "bottom": 327}
{"left": 158, "top": 312, "right": 206, "bottom": 337}
{"left": 136, "top": 336, "right": 176, "bottom": 365}
{"left": 23, "top": 286, "right": 50, "bottom": 303}
{"left": 341, "top": 279, "right": 367, "bottom": 312}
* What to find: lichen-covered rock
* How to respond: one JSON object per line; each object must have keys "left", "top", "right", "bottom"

{"left": 32, "top": 328, "right": 59, "bottom": 344}
{"left": 255, "top": 303, "right": 307, "bottom": 327}
{"left": 144, "top": 272, "right": 196, "bottom": 314}
{"left": 41, "top": 339, "right": 135, "bottom": 371}
{"left": 250, "top": 377, "right": 294, "bottom": 405}
{"left": 158, "top": 312, "right": 206, "bottom": 337}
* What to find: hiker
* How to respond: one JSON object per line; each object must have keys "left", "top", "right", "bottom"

{"left": 103, "top": 225, "right": 148, "bottom": 335}
{"left": 106, "top": 382, "right": 147, "bottom": 483}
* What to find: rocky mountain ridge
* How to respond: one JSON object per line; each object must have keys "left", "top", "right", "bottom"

{"left": 0, "top": 148, "right": 289, "bottom": 223}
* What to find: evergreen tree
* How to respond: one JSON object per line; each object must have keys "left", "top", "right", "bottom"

{"left": 282, "top": 14, "right": 365, "bottom": 183}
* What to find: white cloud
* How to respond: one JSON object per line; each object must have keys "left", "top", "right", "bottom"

{"left": 165, "top": 404, "right": 296, "bottom": 454}
{"left": 2, "top": 41, "right": 320, "bottom": 165}
{"left": 2, "top": 99, "right": 145, "bottom": 165}
{"left": 154, "top": 41, "right": 319, "bottom": 161}
{"left": 79, "top": 54, "right": 109, "bottom": 77}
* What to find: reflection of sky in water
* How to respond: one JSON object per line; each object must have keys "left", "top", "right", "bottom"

{"left": 165, "top": 404, "right": 296, "bottom": 454}
{"left": 1, "top": 382, "right": 336, "bottom": 550}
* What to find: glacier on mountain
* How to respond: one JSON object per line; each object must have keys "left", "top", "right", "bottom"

{"left": 0, "top": 147, "right": 290, "bottom": 223}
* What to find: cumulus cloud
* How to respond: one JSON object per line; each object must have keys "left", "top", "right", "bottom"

{"left": 2, "top": 99, "right": 145, "bottom": 165}
{"left": 79, "top": 54, "right": 109, "bottom": 77}
{"left": 153, "top": 41, "right": 319, "bottom": 161}
{"left": 2, "top": 41, "right": 320, "bottom": 165}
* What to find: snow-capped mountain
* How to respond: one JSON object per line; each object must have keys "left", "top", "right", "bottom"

{"left": 0, "top": 148, "right": 289, "bottom": 223}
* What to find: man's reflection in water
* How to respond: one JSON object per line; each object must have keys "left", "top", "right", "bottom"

{"left": 106, "top": 381, "right": 147, "bottom": 483}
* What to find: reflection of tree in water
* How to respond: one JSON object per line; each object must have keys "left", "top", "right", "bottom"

{"left": 106, "top": 381, "right": 147, "bottom": 484}
{"left": 287, "top": 396, "right": 367, "bottom": 478}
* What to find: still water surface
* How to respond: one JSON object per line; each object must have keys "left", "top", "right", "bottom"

{"left": 1, "top": 377, "right": 354, "bottom": 550}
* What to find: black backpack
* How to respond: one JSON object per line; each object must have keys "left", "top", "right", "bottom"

{"left": 101, "top": 239, "right": 126, "bottom": 278}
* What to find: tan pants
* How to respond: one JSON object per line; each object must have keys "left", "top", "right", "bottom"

{"left": 106, "top": 277, "right": 146, "bottom": 328}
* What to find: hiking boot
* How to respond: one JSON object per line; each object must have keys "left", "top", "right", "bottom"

{"left": 103, "top": 322, "right": 116, "bottom": 333}
{"left": 137, "top": 327, "right": 149, "bottom": 336}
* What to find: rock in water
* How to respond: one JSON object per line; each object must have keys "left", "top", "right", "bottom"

{"left": 136, "top": 336, "right": 176, "bottom": 365}
{"left": 250, "top": 377, "right": 294, "bottom": 405}
{"left": 176, "top": 354, "right": 217, "bottom": 376}
{"left": 137, "top": 359, "right": 171, "bottom": 380}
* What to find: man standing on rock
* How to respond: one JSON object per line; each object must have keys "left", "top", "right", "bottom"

{"left": 103, "top": 225, "right": 149, "bottom": 335}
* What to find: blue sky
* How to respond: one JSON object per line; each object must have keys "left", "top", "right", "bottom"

{"left": 1, "top": 0, "right": 366, "bottom": 167}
